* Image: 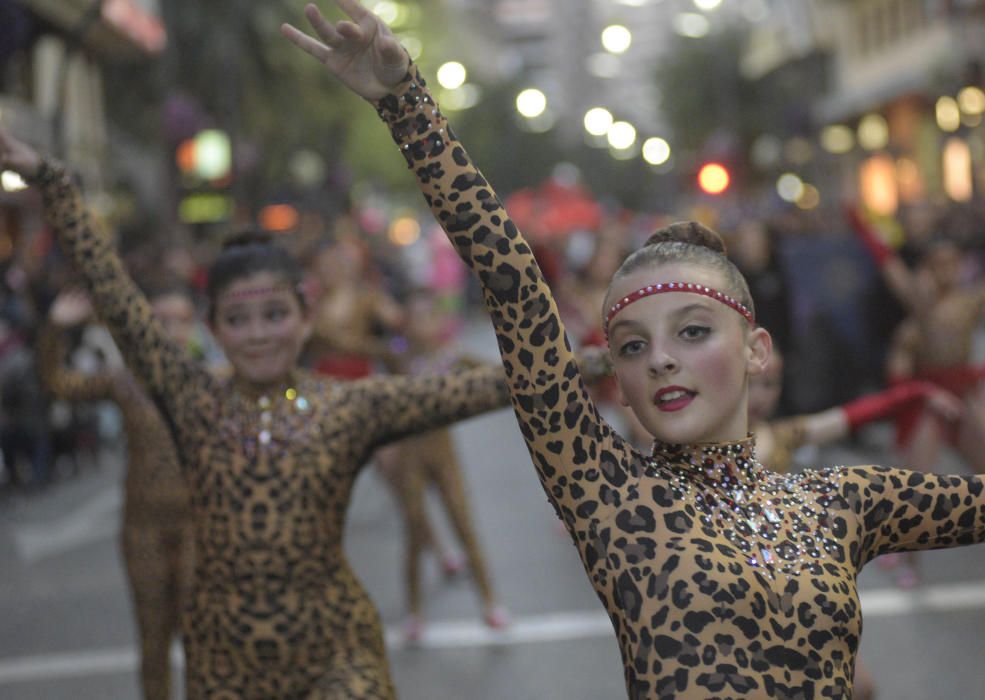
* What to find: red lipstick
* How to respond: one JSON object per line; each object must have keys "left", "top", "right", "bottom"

{"left": 653, "top": 385, "right": 695, "bottom": 412}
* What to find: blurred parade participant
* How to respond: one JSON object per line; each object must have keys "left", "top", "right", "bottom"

{"left": 305, "top": 226, "right": 404, "bottom": 378}
{"left": 0, "top": 307, "right": 50, "bottom": 491}
{"left": 38, "top": 286, "right": 197, "bottom": 700}
{"left": 374, "top": 289, "right": 508, "bottom": 641}
{"left": 848, "top": 208, "right": 985, "bottom": 475}
{"left": 557, "top": 222, "right": 652, "bottom": 448}
{"left": 285, "top": 4, "right": 985, "bottom": 697}
{"left": 0, "top": 127, "right": 512, "bottom": 699}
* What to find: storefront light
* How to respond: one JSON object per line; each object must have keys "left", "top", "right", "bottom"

{"left": 776, "top": 173, "right": 804, "bottom": 202}
{"left": 860, "top": 155, "right": 898, "bottom": 216}
{"left": 958, "top": 86, "right": 985, "bottom": 115}
{"left": 936, "top": 96, "right": 961, "bottom": 132}
{"left": 820, "top": 125, "right": 854, "bottom": 154}
{"left": 943, "top": 137, "right": 972, "bottom": 202}
{"left": 796, "top": 184, "right": 820, "bottom": 210}
{"left": 857, "top": 114, "right": 889, "bottom": 151}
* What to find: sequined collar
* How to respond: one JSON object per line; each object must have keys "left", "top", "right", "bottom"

{"left": 650, "top": 435, "right": 763, "bottom": 486}
{"left": 648, "top": 434, "right": 845, "bottom": 579}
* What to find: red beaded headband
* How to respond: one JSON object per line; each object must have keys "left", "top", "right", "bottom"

{"left": 218, "top": 284, "right": 300, "bottom": 302}
{"left": 604, "top": 281, "right": 754, "bottom": 338}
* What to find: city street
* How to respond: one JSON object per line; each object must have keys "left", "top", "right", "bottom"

{"left": 1, "top": 318, "right": 985, "bottom": 699}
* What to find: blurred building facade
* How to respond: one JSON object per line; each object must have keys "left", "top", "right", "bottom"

{"left": 0, "top": 0, "right": 164, "bottom": 269}
{"left": 743, "top": 0, "right": 985, "bottom": 219}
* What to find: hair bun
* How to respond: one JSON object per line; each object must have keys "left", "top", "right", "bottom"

{"left": 644, "top": 221, "right": 727, "bottom": 255}
{"left": 221, "top": 227, "right": 274, "bottom": 251}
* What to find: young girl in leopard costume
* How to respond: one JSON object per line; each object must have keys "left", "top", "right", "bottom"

{"left": 284, "top": 2, "right": 985, "bottom": 697}
{"left": 0, "top": 133, "right": 513, "bottom": 697}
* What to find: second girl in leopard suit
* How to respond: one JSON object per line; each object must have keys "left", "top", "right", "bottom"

{"left": 0, "top": 131, "right": 511, "bottom": 697}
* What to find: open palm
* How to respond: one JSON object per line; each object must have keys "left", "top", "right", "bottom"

{"left": 281, "top": 0, "right": 409, "bottom": 101}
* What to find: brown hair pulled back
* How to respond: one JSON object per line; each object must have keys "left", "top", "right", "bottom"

{"left": 605, "top": 220, "right": 755, "bottom": 322}
{"left": 207, "top": 227, "right": 306, "bottom": 321}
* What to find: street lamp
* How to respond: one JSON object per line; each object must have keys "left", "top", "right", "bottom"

{"left": 607, "top": 121, "right": 637, "bottom": 150}
{"left": 516, "top": 89, "right": 547, "bottom": 118}
{"left": 601, "top": 25, "right": 632, "bottom": 54}
{"left": 642, "top": 137, "right": 671, "bottom": 166}
{"left": 584, "top": 107, "right": 614, "bottom": 136}
{"left": 437, "top": 62, "right": 467, "bottom": 90}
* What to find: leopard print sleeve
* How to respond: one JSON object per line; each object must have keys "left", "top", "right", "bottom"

{"left": 353, "top": 364, "right": 510, "bottom": 450}
{"left": 373, "top": 65, "right": 635, "bottom": 531}
{"left": 34, "top": 160, "right": 215, "bottom": 440}
{"left": 838, "top": 466, "right": 985, "bottom": 567}
{"left": 36, "top": 323, "right": 117, "bottom": 403}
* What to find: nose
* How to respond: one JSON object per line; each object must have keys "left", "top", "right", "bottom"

{"left": 647, "top": 345, "right": 678, "bottom": 377}
{"left": 245, "top": 316, "right": 268, "bottom": 342}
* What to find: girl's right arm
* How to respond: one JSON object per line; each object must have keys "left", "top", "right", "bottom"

{"left": 0, "top": 127, "right": 213, "bottom": 432}
{"left": 282, "top": 2, "right": 637, "bottom": 530}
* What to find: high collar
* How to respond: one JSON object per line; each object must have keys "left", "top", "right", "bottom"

{"left": 650, "top": 434, "right": 763, "bottom": 486}
{"left": 230, "top": 370, "right": 303, "bottom": 404}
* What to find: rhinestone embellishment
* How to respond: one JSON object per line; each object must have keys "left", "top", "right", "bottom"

{"left": 648, "top": 440, "right": 842, "bottom": 578}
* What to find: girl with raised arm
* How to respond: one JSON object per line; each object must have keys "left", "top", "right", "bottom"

{"left": 38, "top": 286, "right": 197, "bottom": 700}
{"left": 0, "top": 130, "right": 512, "bottom": 697}
{"left": 284, "top": 3, "right": 985, "bottom": 698}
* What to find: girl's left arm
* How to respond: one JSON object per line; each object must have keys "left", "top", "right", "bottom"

{"left": 352, "top": 363, "right": 511, "bottom": 448}
{"left": 838, "top": 466, "right": 985, "bottom": 567}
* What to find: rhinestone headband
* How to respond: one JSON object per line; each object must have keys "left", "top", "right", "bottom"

{"left": 604, "top": 281, "right": 754, "bottom": 338}
{"left": 219, "top": 284, "right": 300, "bottom": 302}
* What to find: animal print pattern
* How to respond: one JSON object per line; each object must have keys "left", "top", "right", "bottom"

{"left": 374, "top": 64, "right": 985, "bottom": 699}
{"left": 38, "top": 323, "right": 193, "bottom": 700}
{"left": 36, "top": 161, "right": 512, "bottom": 699}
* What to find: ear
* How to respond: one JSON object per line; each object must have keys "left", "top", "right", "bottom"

{"left": 745, "top": 326, "right": 772, "bottom": 377}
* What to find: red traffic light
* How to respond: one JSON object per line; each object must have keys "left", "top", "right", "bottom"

{"left": 697, "top": 162, "right": 730, "bottom": 195}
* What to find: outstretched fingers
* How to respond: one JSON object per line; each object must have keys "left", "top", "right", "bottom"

{"left": 280, "top": 23, "right": 332, "bottom": 62}
{"left": 304, "top": 3, "right": 347, "bottom": 43}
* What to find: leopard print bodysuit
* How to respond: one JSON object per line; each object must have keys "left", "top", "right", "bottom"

{"left": 374, "top": 64, "right": 985, "bottom": 700}
{"left": 38, "top": 323, "right": 193, "bottom": 700}
{"left": 36, "top": 162, "right": 511, "bottom": 699}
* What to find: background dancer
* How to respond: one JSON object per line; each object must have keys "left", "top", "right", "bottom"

{"left": 283, "top": 4, "right": 985, "bottom": 696}
{"left": 373, "top": 289, "right": 509, "bottom": 642}
{"left": 0, "top": 125, "right": 512, "bottom": 699}
{"left": 38, "top": 285, "right": 198, "bottom": 700}
{"left": 847, "top": 208, "right": 985, "bottom": 475}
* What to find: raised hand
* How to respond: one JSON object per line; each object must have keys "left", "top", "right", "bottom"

{"left": 281, "top": 0, "right": 409, "bottom": 101}
{"left": 0, "top": 124, "right": 42, "bottom": 180}
{"left": 49, "top": 289, "right": 94, "bottom": 328}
